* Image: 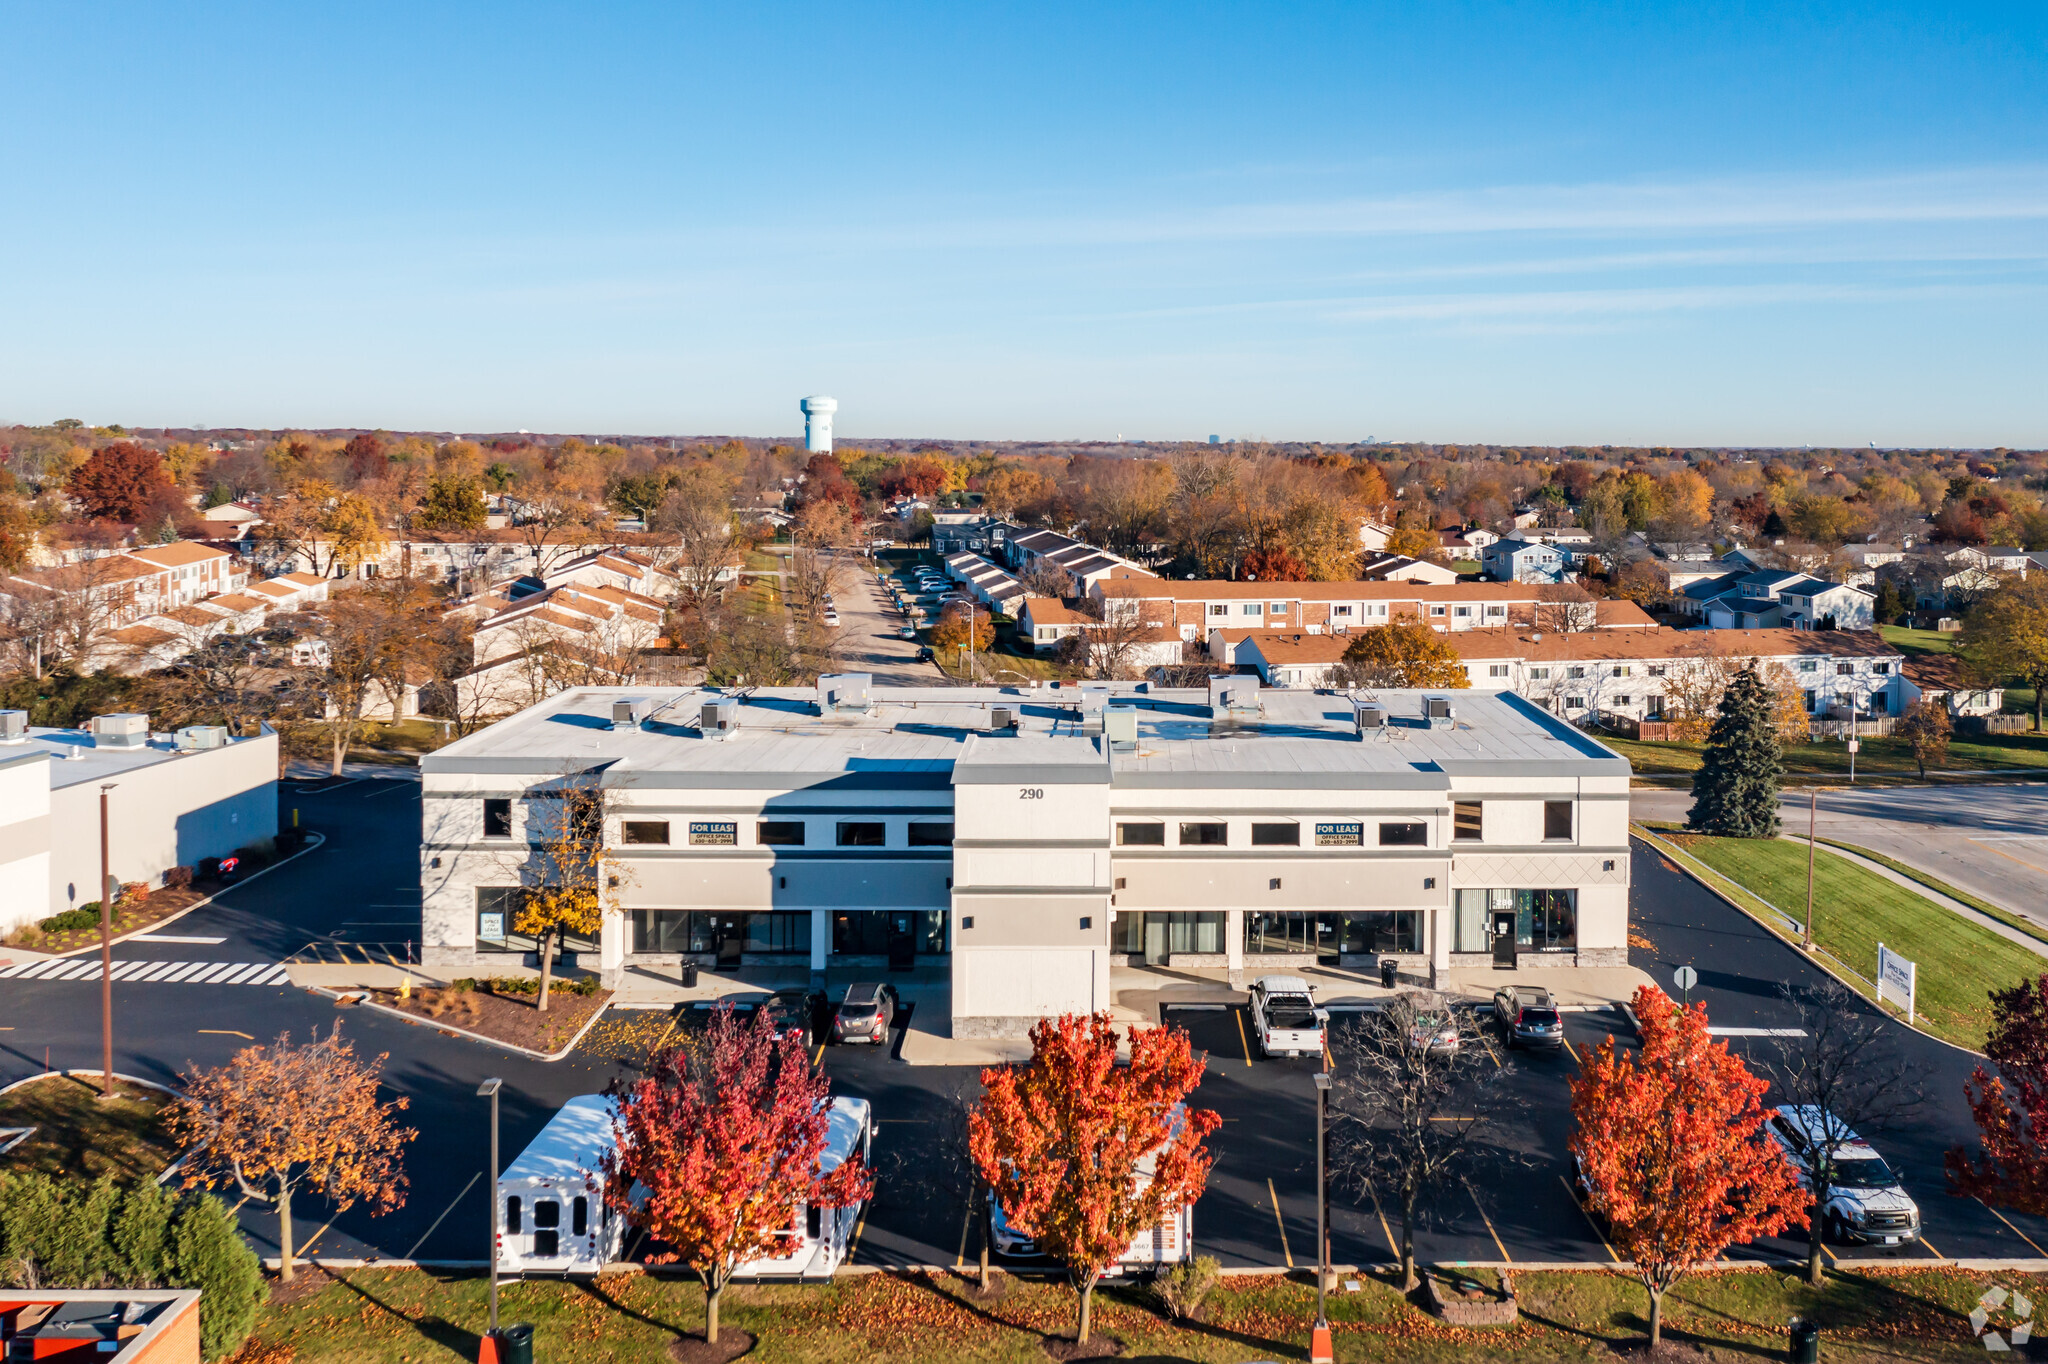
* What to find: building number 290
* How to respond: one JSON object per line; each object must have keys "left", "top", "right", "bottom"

{"left": 1018, "top": 788, "right": 1045, "bottom": 799}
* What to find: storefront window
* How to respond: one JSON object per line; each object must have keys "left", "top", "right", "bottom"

{"left": 1339, "top": 911, "right": 1422, "bottom": 954}
{"left": 1449, "top": 888, "right": 1577, "bottom": 952}
{"left": 1245, "top": 911, "right": 1319, "bottom": 954}
{"left": 1453, "top": 889, "right": 1490, "bottom": 952}
{"left": 480, "top": 887, "right": 597, "bottom": 955}
{"left": 1114, "top": 911, "right": 1225, "bottom": 955}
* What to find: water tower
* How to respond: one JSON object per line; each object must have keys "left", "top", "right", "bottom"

{"left": 800, "top": 396, "right": 837, "bottom": 454}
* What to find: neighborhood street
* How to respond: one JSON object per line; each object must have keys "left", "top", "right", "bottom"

{"left": 3, "top": 778, "right": 2046, "bottom": 1272}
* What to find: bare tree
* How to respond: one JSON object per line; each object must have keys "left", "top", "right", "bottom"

{"left": 1020, "top": 561, "right": 1075, "bottom": 600}
{"left": 1765, "top": 978, "right": 1928, "bottom": 1286}
{"left": 655, "top": 467, "right": 748, "bottom": 611}
{"left": 1527, "top": 582, "right": 1597, "bottom": 633}
{"left": 1329, "top": 991, "right": 1522, "bottom": 1291}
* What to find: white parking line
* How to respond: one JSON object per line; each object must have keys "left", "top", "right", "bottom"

{"left": 130, "top": 934, "right": 228, "bottom": 944}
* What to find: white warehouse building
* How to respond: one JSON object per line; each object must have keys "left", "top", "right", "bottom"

{"left": 418, "top": 679, "right": 1634, "bottom": 1037}
{"left": 0, "top": 711, "right": 279, "bottom": 929}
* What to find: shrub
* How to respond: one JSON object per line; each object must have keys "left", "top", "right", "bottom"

{"left": 1149, "top": 1255, "right": 1221, "bottom": 1321}
{"left": 116, "top": 881, "right": 150, "bottom": 907}
{"left": 110, "top": 1179, "right": 176, "bottom": 1286}
{"left": 456, "top": 975, "right": 598, "bottom": 998}
{"left": 162, "top": 865, "right": 194, "bottom": 890}
{"left": 39, "top": 906, "right": 101, "bottom": 934}
{"left": 169, "top": 1193, "right": 266, "bottom": 1360}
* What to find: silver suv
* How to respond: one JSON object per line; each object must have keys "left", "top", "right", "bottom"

{"left": 1767, "top": 1105, "right": 1921, "bottom": 1245}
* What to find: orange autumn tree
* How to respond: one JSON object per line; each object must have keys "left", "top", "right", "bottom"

{"left": 167, "top": 1024, "right": 416, "bottom": 1282}
{"left": 602, "top": 1004, "right": 871, "bottom": 1346}
{"left": 969, "top": 1013, "right": 1222, "bottom": 1348}
{"left": 1570, "top": 986, "right": 1805, "bottom": 1348}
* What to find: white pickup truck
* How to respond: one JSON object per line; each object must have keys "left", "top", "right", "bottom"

{"left": 1248, "top": 975, "right": 1330, "bottom": 1059}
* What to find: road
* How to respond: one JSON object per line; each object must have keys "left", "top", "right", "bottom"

{"left": 825, "top": 553, "right": 946, "bottom": 686}
{"left": 1633, "top": 782, "right": 2048, "bottom": 931}
{"left": 5, "top": 782, "right": 2044, "bottom": 1270}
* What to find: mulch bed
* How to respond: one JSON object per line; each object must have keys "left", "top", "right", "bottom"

{"left": 10, "top": 886, "right": 213, "bottom": 953}
{"left": 667, "top": 1328, "right": 756, "bottom": 1363}
{"left": 1041, "top": 1334, "right": 1125, "bottom": 1361}
{"left": 364, "top": 983, "right": 611, "bottom": 1054}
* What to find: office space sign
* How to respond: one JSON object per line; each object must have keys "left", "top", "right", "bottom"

{"left": 1877, "top": 942, "right": 1916, "bottom": 1023}
{"left": 689, "top": 821, "right": 737, "bottom": 846}
{"left": 1314, "top": 822, "right": 1362, "bottom": 846}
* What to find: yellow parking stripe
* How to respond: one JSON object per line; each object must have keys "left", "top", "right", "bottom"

{"left": 1235, "top": 1010, "right": 1254, "bottom": 1068}
{"left": 1267, "top": 1179, "right": 1293, "bottom": 1268}
{"left": 1367, "top": 1183, "right": 1397, "bottom": 1259}
{"left": 1562, "top": 1038, "right": 1580, "bottom": 1063}
{"left": 1468, "top": 1182, "right": 1510, "bottom": 1262}
{"left": 955, "top": 1195, "right": 974, "bottom": 1268}
{"left": 1560, "top": 1176, "right": 1618, "bottom": 1263}
{"left": 1975, "top": 1199, "right": 2044, "bottom": 1255}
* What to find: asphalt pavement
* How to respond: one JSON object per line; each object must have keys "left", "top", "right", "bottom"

{"left": 7, "top": 780, "right": 2048, "bottom": 1271}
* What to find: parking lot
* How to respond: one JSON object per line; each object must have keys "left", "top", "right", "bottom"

{"left": 10, "top": 777, "right": 2048, "bottom": 1272}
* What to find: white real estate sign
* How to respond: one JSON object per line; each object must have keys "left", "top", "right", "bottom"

{"left": 1877, "top": 941, "right": 1917, "bottom": 1023}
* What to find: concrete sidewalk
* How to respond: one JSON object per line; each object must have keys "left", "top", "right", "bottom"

{"left": 1110, "top": 960, "right": 1655, "bottom": 1021}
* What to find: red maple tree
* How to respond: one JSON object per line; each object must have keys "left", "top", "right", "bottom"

{"left": 1570, "top": 986, "right": 1806, "bottom": 1347}
{"left": 66, "top": 441, "right": 177, "bottom": 522}
{"left": 602, "top": 1005, "right": 871, "bottom": 1345}
{"left": 969, "top": 1013, "right": 1221, "bottom": 1347}
{"left": 1949, "top": 974, "right": 2048, "bottom": 1212}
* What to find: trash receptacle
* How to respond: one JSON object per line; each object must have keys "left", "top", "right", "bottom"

{"left": 1788, "top": 1318, "right": 1820, "bottom": 1364}
{"left": 682, "top": 962, "right": 699, "bottom": 989}
{"left": 497, "top": 1323, "right": 535, "bottom": 1364}
{"left": 1380, "top": 958, "right": 1399, "bottom": 990}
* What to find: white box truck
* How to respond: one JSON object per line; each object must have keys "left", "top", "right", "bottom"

{"left": 495, "top": 1095, "right": 627, "bottom": 1276}
{"left": 986, "top": 1105, "right": 1197, "bottom": 1275}
{"left": 732, "top": 1096, "right": 874, "bottom": 1279}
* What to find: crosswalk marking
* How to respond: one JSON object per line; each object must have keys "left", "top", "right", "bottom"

{"left": 0, "top": 959, "right": 291, "bottom": 986}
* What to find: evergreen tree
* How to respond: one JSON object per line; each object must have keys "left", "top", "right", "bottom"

{"left": 169, "top": 1193, "right": 266, "bottom": 1361}
{"left": 111, "top": 1180, "right": 177, "bottom": 1286}
{"left": 1687, "top": 665, "right": 1784, "bottom": 837}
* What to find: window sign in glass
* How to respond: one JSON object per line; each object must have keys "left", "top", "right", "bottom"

{"left": 688, "top": 821, "right": 736, "bottom": 846}
{"left": 1315, "top": 822, "right": 1362, "bottom": 846}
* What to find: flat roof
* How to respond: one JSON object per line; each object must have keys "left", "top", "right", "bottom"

{"left": 12, "top": 728, "right": 264, "bottom": 790}
{"left": 422, "top": 683, "right": 1629, "bottom": 788}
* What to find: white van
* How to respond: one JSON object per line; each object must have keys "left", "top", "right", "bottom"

{"left": 495, "top": 1095, "right": 627, "bottom": 1276}
{"left": 987, "top": 1105, "right": 1196, "bottom": 1275}
{"left": 732, "top": 1096, "right": 875, "bottom": 1279}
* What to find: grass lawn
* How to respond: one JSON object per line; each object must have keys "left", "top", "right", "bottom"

{"left": 1818, "top": 839, "right": 2048, "bottom": 949}
{"left": 1605, "top": 731, "right": 2048, "bottom": 779}
{"left": 933, "top": 647, "right": 1068, "bottom": 684}
{"left": 243, "top": 1264, "right": 2013, "bottom": 1362}
{"left": 1880, "top": 625, "right": 1958, "bottom": 656}
{"left": 0, "top": 1073, "right": 178, "bottom": 1183}
{"left": 1639, "top": 824, "right": 2039, "bottom": 1047}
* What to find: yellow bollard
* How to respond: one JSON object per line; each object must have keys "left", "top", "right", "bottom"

{"left": 399, "top": 975, "right": 412, "bottom": 1000}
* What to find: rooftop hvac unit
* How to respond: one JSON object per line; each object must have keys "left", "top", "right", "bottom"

{"left": 701, "top": 698, "right": 740, "bottom": 735}
{"left": 1353, "top": 702, "right": 1385, "bottom": 732}
{"left": 176, "top": 725, "right": 229, "bottom": 751}
{"left": 1077, "top": 684, "right": 1111, "bottom": 713}
{"left": 989, "top": 705, "right": 1017, "bottom": 733}
{"left": 0, "top": 710, "right": 25, "bottom": 744}
{"left": 1207, "top": 675, "right": 1260, "bottom": 716}
{"left": 88, "top": 713, "right": 149, "bottom": 749}
{"left": 1423, "top": 695, "right": 1455, "bottom": 728}
{"left": 1104, "top": 708, "right": 1138, "bottom": 750}
{"left": 816, "top": 673, "right": 873, "bottom": 715}
{"left": 611, "top": 697, "right": 652, "bottom": 731}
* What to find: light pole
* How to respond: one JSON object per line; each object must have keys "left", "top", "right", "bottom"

{"left": 1310, "top": 1070, "right": 1333, "bottom": 1364}
{"left": 478, "top": 1078, "right": 502, "bottom": 1341}
{"left": 99, "top": 783, "right": 117, "bottom": 1099}
{"left": 1804, "top": 789, "right": 1817, "bottom": 950}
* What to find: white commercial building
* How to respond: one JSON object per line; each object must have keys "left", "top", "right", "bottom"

{"left": 419, "top": 679, "right": 1632, "bottom": 1036}
{"left": 0, "top": 711, "right": 279, "bottom": 927}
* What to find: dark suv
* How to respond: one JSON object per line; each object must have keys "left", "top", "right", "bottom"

{"left": 759, "top": 988, "right": 827, "bottom": 1046}
{"left": 832, "top": 982, "right": 901, "bottom": 1045}
{"left": 1492, "top": 985, "right": 1564, "bottom": 1050}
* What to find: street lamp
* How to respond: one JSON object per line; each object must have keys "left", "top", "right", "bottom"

{"left": 478, "top": 1078, "right": 503, "bottom": 1341}
{"left": 1311, "top": 1070, "right": 1333, "bottom": 1364}
{"left": 99, "top": 783, "right": 118, "bottom": 1099}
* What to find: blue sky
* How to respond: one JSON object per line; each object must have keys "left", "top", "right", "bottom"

{"left": 2, "top": 2, "right": 2043, "bottom": 445}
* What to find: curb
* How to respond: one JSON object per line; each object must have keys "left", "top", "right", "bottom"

{"left": 33, "top": 832, "right": 330, "bottom": 961}
{"left": 0, "top": 1070, "right": 198, "bottom": 1187}
{"left": 312, "top": 988, "right": 613, "bottom": 1062}
{"left": 1631, "top": 826, "right": 1981, "bottom": 1058}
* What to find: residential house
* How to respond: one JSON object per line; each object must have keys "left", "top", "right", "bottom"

{"left": 1437, "top": 526, "right": 1499, "bottom": 554}
{"left": 1481, "top": 538, "right": 1568, "bottom": 584}
{"left": 1444, "top": 627, "right": 1906, "bottom": 728}
{"left": 1093, "top": 578, "right": 1637, "bottom": 643}
{"left": 124, "top": 542, "right": 241, "bottom": 608}
{"left": 941, "top": 553, "right": 1027, "bottom": 613}
{"left": 1678, "top": 569, "right": 1873, "bottom": 629}
{"left": 1004, "top": 528, "right": 1156, "bottom": 593}
{"left": 243, "top": 571, "right": 331, "bottom": 613}
{"left": 1231, "top": 632, "right": 1353, "bottom": 687}
{"left": 930, "top": 513, "right": 1019, "bottom": 558}
{"left": 1358, "top": 553, "right": 1461, "bottom": 585}
{"left": 1357, "top": 518, "right": 1395, "bottom": 550}
{"left": 1017, "top": 598, "right": 1093, "bottom": 654}
{"left": 1899, "top": 655, "right": 2005, "bottom": 718}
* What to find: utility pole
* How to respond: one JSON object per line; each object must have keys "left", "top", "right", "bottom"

{"left": 478, "top": 1078, "right": 503, "bottom": 1341}
{"left": 1310, "top": 1071, "right": 1333, "bottom": 1364}
{"left": 1804, "top": 789, "right": 1817, "bottom": 950}
{"left": 99, "top": 783, "right": 117, "bottom": 1098}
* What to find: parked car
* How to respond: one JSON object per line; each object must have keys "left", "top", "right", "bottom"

{"left": 832, "top": 982, "right": 901, "bottom": 1044}
{"left": 1491, "top": 985, "right": 1564, "bottom": 1050}
{"left": 822, "top": 610, "right": 840, "bottom": 627}
{"left": 1399, "top": 991, "right": 1461, "bottom": 1055}
{"left": 760, "top": 987, "right": 828, "bottom": 1046}
{"left": 898, "top": 625, "right": 918, "bottom": 639}
{"left": 1247, "top": 975, "right": 1328, "bottom": 1059}
{"left": 916, "top": 646, "right": 935, "bottom": 662}
{"left": 1767, "top": 1106, "right": 1922, "bottom": 1245}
